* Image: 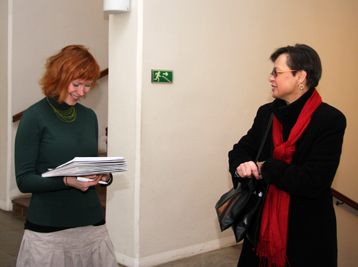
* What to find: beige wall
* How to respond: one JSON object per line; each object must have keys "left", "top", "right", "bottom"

{"left": 107, "top": 0, "right": 358, "bottom": 266}
{"left": 0, "top": 0, "right": 109, "bottom": 204}
{"left": 334, "top": 199, "right": 358, "bottom": 266}
{"left": 0, "top": 0, "right": 9, "bottom": 209}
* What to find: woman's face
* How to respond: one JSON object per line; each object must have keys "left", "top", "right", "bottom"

{"left": 64, "top": 79, "right": 92, "bottom": 106}
{"left": 269, "top": 54, "right": 302, "bottom": 104}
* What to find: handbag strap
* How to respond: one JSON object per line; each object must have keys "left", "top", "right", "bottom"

{"left": 254, "top": 113, "right": 274, "bottom": 162}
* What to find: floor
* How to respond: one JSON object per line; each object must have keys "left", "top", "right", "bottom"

{"left": 0, "top": 209, "right": 242, "bottom": 267}
{"left": 0, "top": 210, "right": 25, "bottom": 267}
{"left": 147, "top": 245, "right": 242, "bottom": 267}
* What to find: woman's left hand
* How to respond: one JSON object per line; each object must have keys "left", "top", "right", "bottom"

{"left": 65, "top": 175, "right": 102, "bottom": 192}
{"left": 64, "top": 173, "right": 111, "bottom": 191}
{"left": 236, "top": 161, "right": 263, "bottom": 180}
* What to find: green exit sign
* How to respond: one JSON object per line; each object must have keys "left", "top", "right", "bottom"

{"left": 151, "top": 70, "right": 173, "bottom": 83}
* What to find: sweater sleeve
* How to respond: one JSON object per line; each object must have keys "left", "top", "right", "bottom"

{"left": 15, "top": 109, "right": 67, "bottom": 193}
{"left": 262, "top": 105, "right": 346, "bottom": 198}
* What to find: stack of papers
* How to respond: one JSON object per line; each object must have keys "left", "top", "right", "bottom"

{"left": 41, "top": 157, "right": 127, "bottom": 177}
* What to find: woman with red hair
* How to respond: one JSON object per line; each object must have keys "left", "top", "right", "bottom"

{"left": 15, "top": 45, "right": 117, "bottom": 267}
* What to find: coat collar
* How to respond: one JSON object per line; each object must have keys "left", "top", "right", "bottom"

{"left": 271, "top": 88, "right": 315, "bottom": 127}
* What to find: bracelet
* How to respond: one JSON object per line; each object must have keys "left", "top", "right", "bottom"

{"left": 64, "top": 176, "right": 68, "bottom": 186}
{"left": 102, "top": 173, "right": 113, "bottom": 186}
{"left": 256, "top": 161, "right": 264, "bottom": 174}
{"left": 234, "top": 170, "right": 241, "bottom": 178}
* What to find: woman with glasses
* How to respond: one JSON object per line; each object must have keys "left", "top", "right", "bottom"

{"left": 15, "top": 45, "right": 118, "bottom": 267}
{"left": 229, "top": 44, "right": 346, "bottom": 267}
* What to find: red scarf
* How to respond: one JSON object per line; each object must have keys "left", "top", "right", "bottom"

{"left": 256, "top": 89, "right": 322, "bottom": 267}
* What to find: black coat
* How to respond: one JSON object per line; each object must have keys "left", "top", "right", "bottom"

{"left": 229, "top": 89, "right": 346, "bottom": 267}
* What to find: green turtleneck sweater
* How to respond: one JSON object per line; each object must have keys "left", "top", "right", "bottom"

{"left": 15, "top": 97, "right": 104, "bottom": 228}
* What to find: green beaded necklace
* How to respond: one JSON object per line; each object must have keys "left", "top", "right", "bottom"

{"left": 47, "top": 98, "right": 77, "bottom": 122}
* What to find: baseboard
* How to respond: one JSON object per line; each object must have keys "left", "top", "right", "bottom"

{"left": 115, "top": 236, "right": 236, "bottom": 267}
{"left": 0, "top": 199, "right": 12, "bottom": 211}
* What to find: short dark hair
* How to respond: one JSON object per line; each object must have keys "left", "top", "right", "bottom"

{"left": 270, "top": 44, "right": 322, "bottom": 89}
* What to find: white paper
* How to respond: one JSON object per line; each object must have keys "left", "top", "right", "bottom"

{"left": 42, "top": 157, "right": 127, "bottom": 177}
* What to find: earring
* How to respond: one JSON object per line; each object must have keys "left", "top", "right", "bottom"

{"left": 299, "top": 84, "right": 304, "bottom": 91}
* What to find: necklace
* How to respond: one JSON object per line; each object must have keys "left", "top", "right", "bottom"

{"left": 47, "top": 98, "right": 77, "bottom": 122}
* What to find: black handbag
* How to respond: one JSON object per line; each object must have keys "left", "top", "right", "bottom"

{"left": 231, "top": 178, "right": 269, "bottom": 246}
{"left": 215, "top": 113, "right": 273, "bottom": 245}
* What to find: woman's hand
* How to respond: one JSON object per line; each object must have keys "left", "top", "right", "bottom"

{"left": 236, "top": 161, "right": 262, "bottom": 180}
{"left": 64, "top": 175, "right": 102, "bottom": 192}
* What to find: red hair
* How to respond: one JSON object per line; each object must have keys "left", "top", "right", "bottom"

{"left": 39, "top": 45, "right": 100, "bottom": 104}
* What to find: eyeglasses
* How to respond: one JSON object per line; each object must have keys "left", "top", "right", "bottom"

{"left": 270, "top": 69, "right": 298, "bottom": 78}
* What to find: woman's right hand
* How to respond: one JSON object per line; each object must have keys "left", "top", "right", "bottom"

{"left": 236, "top": 161, "right": 262, "bottom": 180}
{"left": 64, "top": 175, "right": 102, "bottom": 192}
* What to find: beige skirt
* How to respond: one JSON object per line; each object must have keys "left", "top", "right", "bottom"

{"left": 16, "top": 225, "right": 118, "bottom": 267}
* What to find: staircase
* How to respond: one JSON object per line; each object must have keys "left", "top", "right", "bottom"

{"left": 12, "top": 185, "right": 107, "bottom": 217}
{"left": 12, "top": 197, "right": 30, "bottom": 217}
